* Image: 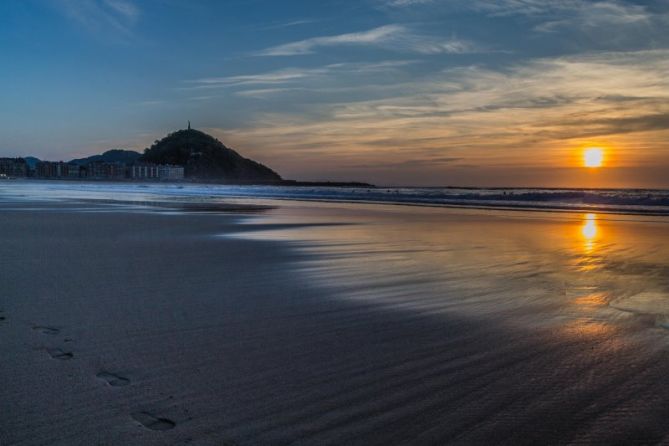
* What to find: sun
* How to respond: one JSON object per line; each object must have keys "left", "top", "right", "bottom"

{"left": 583, "top": 147, "right": 604, "bottom": 168}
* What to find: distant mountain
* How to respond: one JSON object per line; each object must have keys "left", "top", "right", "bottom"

{"left": 70, "top": 149, "right": 141, "bottom": 166}
{"left": 140, "top": 128, "right": 281, "bottom": 183}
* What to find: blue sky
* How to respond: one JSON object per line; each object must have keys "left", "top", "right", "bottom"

{"left": 1, "top": 0, "right": 668, "bottom": 186}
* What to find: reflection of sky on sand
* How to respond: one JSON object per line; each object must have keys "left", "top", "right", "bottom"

{"left": 237, "top": 202, "right": 669, "bottom": 339}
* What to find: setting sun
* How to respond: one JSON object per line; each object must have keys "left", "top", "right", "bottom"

{"left": 584, "top": 147, "right": 604, "bottom": 168}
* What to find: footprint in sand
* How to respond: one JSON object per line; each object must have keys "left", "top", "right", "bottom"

{"left": 46, "top": 348, "right": 73, "bottom": 360}
{"left": 33, "top": 326, "right": 60, "bottom": 335}
{"left": 131, "top": 412, "right": 176, "bottom": 431}
{"left": 96, "top": 371, "right": 130, "bottom": 387}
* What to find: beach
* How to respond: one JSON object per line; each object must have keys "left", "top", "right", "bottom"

{"left": 3, "top": 186, "right": 669, "bottom": 445}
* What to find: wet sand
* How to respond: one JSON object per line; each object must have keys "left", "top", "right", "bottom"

{"left": 2, "top": 199, "right": 669, "bottom": 445}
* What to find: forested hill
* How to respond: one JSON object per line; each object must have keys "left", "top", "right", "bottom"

{"left": 140, "top": 128, "right": 281, "bottom": 183}
{"left": 70, "top": 149, "right": 141, "bottom": 166}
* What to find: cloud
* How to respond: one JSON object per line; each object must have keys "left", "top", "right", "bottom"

{"left": 345, "top": 156, "right": 463, "bottom": 169}
{"left": 184, "top": 61, "right": 419, "bottom": 94}
{"left": 253, "top": 25, "right": 480, "bottom": 56}
{"left": 234, "top": 88, "right": 300, "bottom": 98}
{"left": 549, "top": 112, "right": 669, "bottom": 139}
{"left": 56, "top": 0, "right": 140, "bottom": 36}
{"left": 381, "top": 0, "right": 659, "bottom": 28}
{"left": 322, "top": 49, "right": 669, "bottom": 122}
{"left": 103, "top": 0, "right": 139, "bottom": 21}
{"left": 210, "top": 48, "right": 669, "bottom": 184}
{"left": 133, "top": 100, "right": 164, "bottom": 107}
{"left": 534, "top": 1, "right": 651, "bottom": 32}
{"left": 372, "top": 0, "right": 668, "bottom": 52}
{"left": 254, "top": 25, "right": 401, "bottom": 56}
{"left": 186, "top": 68, "right": 329, "bottom": 89}
{"left": 464, "top": 0, "right": 582, "bottom": 16}
{"left": 375, "top": 0, "right": 581, "bottom": 15}
{"left": 385, "top": 0, "right": 435, "bottom": 6}
{"left": 258, "top": 19, "right": 319, "bottom": 30}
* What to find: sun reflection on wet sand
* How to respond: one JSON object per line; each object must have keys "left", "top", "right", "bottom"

{"left": 561, "top": 319, "right": 617, "bottom": 339}
{"left": 237, "top": 201, "right": 669, "bottom": 338}
{"left": 574, "top": 212, "right": 606, "bottom": 275}
{"left": 581, "top": 213, "right": 599, "bottom": 253}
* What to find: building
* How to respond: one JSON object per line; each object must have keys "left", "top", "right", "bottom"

{"left": 130, "top": 163, "right": 184, "bottom": 181}
{"left": 67, "top": 164, "right": 82, "bottom": 179}
{"left": 0, "top": 158, "right": 27, "bottom": 177}
{"left": 31, "top": 160, "right": 185, "bottom": 181}
{"left": 86, "top": 162, "right": 126, "bottom": 180}
{"left": 158, "top": 164, "right": 184, "bottom": 181}
{"left": 130, "top": 164, "right": 159, "bottom": 179}
{"left": 36, "top": 161, "right": 70, "bottom": 178}
{"left": 35, "top": 161, "right": 124, "bottom": 180}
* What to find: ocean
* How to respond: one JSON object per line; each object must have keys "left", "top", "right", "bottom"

{"left": 3, "top": 180, "right": 669, "bottom": 215}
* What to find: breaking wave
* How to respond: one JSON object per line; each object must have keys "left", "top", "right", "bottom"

{"left": 5, "top": 182, "right": 669, "bottom": 215}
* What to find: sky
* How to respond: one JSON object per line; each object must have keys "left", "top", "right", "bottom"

{"left": 1, "top": 0, "right": 668, "bottom": 187}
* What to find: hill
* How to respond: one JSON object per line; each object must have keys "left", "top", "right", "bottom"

{"left": 140, "top": 128, "right": 281, "bottom": 183}
{"left": 70, "top": 149, "right": 141, "bottom": 166}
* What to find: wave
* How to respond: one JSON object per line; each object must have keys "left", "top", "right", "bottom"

{"left": 7, "top": 181, "right": 669, "bottom": 215}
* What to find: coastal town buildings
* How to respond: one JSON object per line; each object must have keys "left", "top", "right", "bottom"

{"left": 158, "top": 164, "right": 184, "bottom": 181}
{"left": 130, "top": 164, "right": 159, "bottom": 179}
{"left": 0, "top": 158, "right": 28, "bottom": 178}
{"left": 27, "top": 161, "right": 186, "bottom": 181}
{"left": 68, "top": 164, "right": 82, "bottom": 179}
{"left": 36, "top": 161, "right": 72, "bottom": 178}
{"left": 86, "top": 161, "right": 126, "bottom": 180}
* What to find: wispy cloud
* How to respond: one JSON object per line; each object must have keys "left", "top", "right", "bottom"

{"left": 321, "top": 49, "right": 669, "bottom": 137}
{"left": 253, "top": 25, "right": 480, "bottom": 56}
{"left": 234, "top": 88, "right": 301, "bottom": 98}
{"left": 385, "top": 0, "right": 435, "bottom": 6}
{"left": 376, "top": 0, "right": 578, "bottom": 14}
{"left": 259, "top": 19, "right": 319, "bottom": 30}
{"left": 382, "top": 0, "right": 658, "bottom": 30}
{"left": 534, "top": 1, "right": 651, "bottom": 32}
{"left": 463, "top": 0, "right": 582, "bottom": 16}
{"left": 184, "top": 60, "right": 419, "bottom": 93}
{"left": 254, "top": 25, "right": 400, "bottom": 56}
{"left": 56, "top": 0, "right": 140, "bottom": 36}
{"left": 103, "top": 0, "right": 139, "bottom": 21}
{"left": 186, "top": 67, "right": 329, "bottom": 89}
{"left": 211, "top": 49, "right": 669, "bottom": 184}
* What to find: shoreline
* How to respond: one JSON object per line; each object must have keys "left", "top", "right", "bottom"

{"left": 4, "top": 179, "right": 669, "bottom": 217}
{"left": 8, "top": 175, "right": 669, "bottom": 193}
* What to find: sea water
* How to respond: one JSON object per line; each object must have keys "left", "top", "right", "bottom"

{"left": 3, "top": 180, "right": 669, "bottom": 215}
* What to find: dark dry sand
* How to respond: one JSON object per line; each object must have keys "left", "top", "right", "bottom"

{"left": 2, "top": 201, "right": 669, "bottom": 445}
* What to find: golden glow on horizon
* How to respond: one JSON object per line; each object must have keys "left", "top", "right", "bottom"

{"left": 583, "top": 147, "right": 604, "bottom": 168}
